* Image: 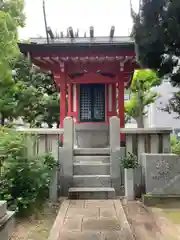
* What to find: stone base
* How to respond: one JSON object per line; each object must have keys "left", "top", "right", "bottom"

{"left": 68, "top": 187, "right": 116, "bottom": 199}
{"left": 0, "top": 211, "right": 15, "bottom": 240}
{"left": 75, "top": 123, "right": 109, "bottom": 148}
{"left": 125, "top": 169, "right": 135, "bottom": 201}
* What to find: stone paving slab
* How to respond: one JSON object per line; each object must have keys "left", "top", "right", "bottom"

{"left": 48, "top": 199, "right": 134, "bottom": 240}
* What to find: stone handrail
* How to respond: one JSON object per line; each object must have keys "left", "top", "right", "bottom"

{"left": 121, "top": 127, "right": 172, "bottom": 157}
{"left": 109, "top": 116, "right": 173, "bottom": 196}
{"left": 120, "top": 128, "right": 172, "bottom": 134}
{"left": 17, "top": 128, "right": 64, "bottom": 135}
{"left": 17, "top": 128, "right": 63, "bottom": 156}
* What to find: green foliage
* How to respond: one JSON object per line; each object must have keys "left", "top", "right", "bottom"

{"left": 120, "top": 152, "right": 139, "bottom": 169}
{"left": 0, "top": 0, "right": 25, "bottom": 27}
{"left": 170, "top": 135, "right": 178, "bottom": 147}
{"left": 11, "top": 55, "right": 60, "bottom": 127}
{"left": 0, "top": 0, "right": 25, "bottom": 124}
{"left": 0, "top": 0, "right": 25, "bottom": 76}
{"left": 0, "top": 2, "right": 60, "bottom": 127}
{"left": 0, "top": 127, "right": 56, "bottom": 217}
{"left": 125, "top": 69, "right": 160, "bottom": 126}
{"left": 171, "top": 142, "right": 180, "bottom": 156}
{"left": 170, "top": 135, "right": 180, "bottom": 156}
{"left": 131, "top": 0, "right": 180, "bottom": 119}
{"left": 130, "top": 69, "right": 160, "bottom": 91}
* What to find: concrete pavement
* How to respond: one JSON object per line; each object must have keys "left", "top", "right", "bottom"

{"left": 48, "top": 199, "right": 134, "bottom": 240}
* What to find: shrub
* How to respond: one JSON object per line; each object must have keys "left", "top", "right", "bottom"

{"left": 120, "top": 152, "right": 139, "bottom": 169}
{"left": 170, "top": 135, "right": 178, "bottom": 147}
{"left": 0, "top": 127, "right": 56, "bottom": 217}
{"left": 170, "top": 135, "right": 180, "bottom": 155}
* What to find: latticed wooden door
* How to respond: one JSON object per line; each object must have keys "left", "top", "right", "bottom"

{"left": 79, "top": 84, "right": 105, "bottom": 122}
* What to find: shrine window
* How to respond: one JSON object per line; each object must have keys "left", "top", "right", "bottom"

{"left": 79, "top": 84, "right": 105, "bottom": 122}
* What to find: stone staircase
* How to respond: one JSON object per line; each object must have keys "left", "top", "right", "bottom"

{"left": 0, "top": 201, "right": 15, "bottom": 240}
{"left": 68, "top": 148, "right": 116, "bottom": 199}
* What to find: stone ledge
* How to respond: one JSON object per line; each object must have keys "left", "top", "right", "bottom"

{"left": 120, "top": 127, "right": 172, "bottom": 134}
{"left": 0, "top": 211, "right": 15, "bottom": 231}
{"left": 142, "top": 194, "right": 180, "bottom": 206}
{"left": 114, "top": 200, "right": 135, "bottom": 240}
{"left": 0, "top": 211, "right": 15, "bottom": 240}
{"left": 48, "top": 200, "right": 70, "bottom": 240}
{"left": 17, "top": 128, "right": 64, "bottom": 135}
{"left": 0, "top": 201, "right": 7, "bottom": 219}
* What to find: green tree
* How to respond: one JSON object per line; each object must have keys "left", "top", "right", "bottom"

{"left": 12, "top": 55, "right": 60, "bottom": 127}
{"left": 131, "top": 0, "right": 180, "bottom": 118}
{"left": 0, "top": 0, "right": 25, "bottom": 124}
{"left": 125, "top": 69, "right": 160, "bottom": 127}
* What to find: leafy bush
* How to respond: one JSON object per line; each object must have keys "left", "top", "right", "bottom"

{"left": 170, "top": 135, "right": 178, "bottom": 147}
{"left": 170, "top": 135, "right": 180, "bottom": 155}
{"left": 120, "top": 152, "right": 139, "bottom": 169}
{"left": 0, "top": 127, "right": 56, "bottom": 217}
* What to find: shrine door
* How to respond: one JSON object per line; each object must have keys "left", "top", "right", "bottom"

{"left": 79, "top": 84, "right": 105, "bottom": 122}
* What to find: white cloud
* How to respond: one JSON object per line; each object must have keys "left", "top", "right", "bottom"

{"left": 19, "top": 0, "right": 139, "bottom": 39}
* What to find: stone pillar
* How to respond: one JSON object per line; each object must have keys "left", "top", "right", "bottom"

{"left": 59, "top": 117, "right": 74, "bottom": 196}
{"left": 125, "top": 169, "right": 135, "bottom": 200}
{"left": 109, "top": 116, "right": 125, "bottom": 195}
{"left": 135, "top": 134, "right": 145, "bottom": 197}
{"left": 162, "top": 133, "right": 171, "bottom": 153}
{"left": 49, "top": 133, "right": 60, "bottom": 202}
{"left": 150, "top": 134, "right": 159, "bottom": 153}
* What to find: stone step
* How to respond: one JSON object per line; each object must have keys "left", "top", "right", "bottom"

{"left": 74, "top": 148, "right": 110, "bottom": 156}
{"left": 0, "top": 201, "right": 7, "bottom": 220}
{"left": 74, "top": 155, "right": 110, "bottom": 163}
{"left": 73, "top": 175, "right": 111, "bottom": 187}
{"left": 68, "top": 187, "right": 115, "bottom": 199}
{"left": 73, "top": 163, "right": 110, "bottom": 175}
{"left": 0, "top": 211, "right": 15, "bottom": 240}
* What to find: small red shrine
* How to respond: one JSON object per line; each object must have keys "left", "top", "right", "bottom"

{"left": 19, "top": 27, "right": 138, "bottom": 147}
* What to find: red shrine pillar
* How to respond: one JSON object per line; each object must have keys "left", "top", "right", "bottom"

{"left": 53, "top": 70, "right": 67, "bottom": 144}
{"left": 68, "top": 83, "right": 72, "bottom": 116}
{"left": 118, "top": 73, "right": 125, "bottom": 143}
{"left": 60, "top": 82, "right": 67, "bottom": 128}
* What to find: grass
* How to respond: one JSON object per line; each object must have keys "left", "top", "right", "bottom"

{"left": 163, "top": 210, "right": 180, "bottom": 224}
{"left": 152, "top": 200, "right": 180, "bottom": 225}
{"left": 11, "top": 202, "right": 59, "bottom": 240}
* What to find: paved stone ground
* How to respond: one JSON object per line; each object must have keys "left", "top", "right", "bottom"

{"left": 122, "top": 200, "right": 164, "bottom": 240}
{"left": 49, "top": 199, "right": 134, "bottom": 240}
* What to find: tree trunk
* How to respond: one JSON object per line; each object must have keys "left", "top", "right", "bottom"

{"left": 136, "top": 116, "right": 144, "bottom": 128}
{"left": 0, "top": 115, "right": 5, "bottom": 126}
{"left": 48, "top": 123, "right": 53, "bottom": 128}
{"left": 137, "top": 81, "right": 144, "bottom": 128}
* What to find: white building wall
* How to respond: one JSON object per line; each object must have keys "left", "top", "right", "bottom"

{"left": 147, "top": 81, "right": 180, "bottom": 128}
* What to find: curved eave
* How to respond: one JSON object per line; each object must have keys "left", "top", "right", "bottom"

{"left": 18, "top": 42, "right": 135, "bottom": 55}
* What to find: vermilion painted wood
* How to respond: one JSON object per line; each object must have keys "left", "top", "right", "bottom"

{"left": 118, "top": 74, "right": 125, "bottom": 141}
{"left": 31, "top": 51, "right": 136, "bottom": 58}
{"left": 75, "top": 84, "right": 79, "bottom": 123}
{"left": 69, "top": 77, "right": 118, "bottom": 85}
{"left": 68, "top": 83, "right": 72, "bottom": 116}
{"left": 60, "top": 82, "right": 66, "bottom": 128}
{"left": 112, "top": 83, "right": 117, "bottom": 116}
{"left": 106, "top": 84, "right": 109, "bottom": 123}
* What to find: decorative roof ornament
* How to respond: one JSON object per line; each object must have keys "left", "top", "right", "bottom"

{"left": 90, "top": 26, "right": 94, "bottom": 38}
{"left": 110, "top": 26, "right": 115, "bottom": 38}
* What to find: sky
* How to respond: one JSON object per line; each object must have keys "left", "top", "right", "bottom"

{"left": 19, "top": 0, "right": 139, "bottom": 40}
